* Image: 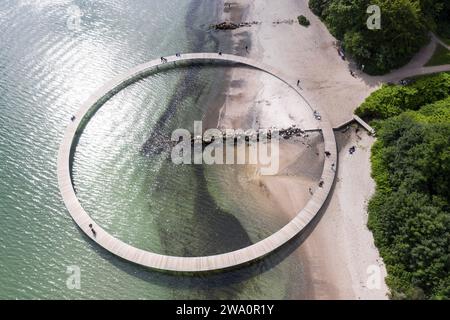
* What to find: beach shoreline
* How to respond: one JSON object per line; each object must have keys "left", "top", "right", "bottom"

{"left": 213, "top": 0, "right": 389, "bottom": 299}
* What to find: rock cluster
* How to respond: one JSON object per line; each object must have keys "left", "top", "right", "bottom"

{"left": 211, "top": 21, "right": 260, "bottom": 30}
{"left": 279, "top": 125, "right": 306, "bottom": 139}
{"left": 188, "top": 125, "right": 307, "bottom": 146}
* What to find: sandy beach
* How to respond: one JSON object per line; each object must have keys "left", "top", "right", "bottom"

{"left": 213, "top": 0, "right": 389, "bottom": 299}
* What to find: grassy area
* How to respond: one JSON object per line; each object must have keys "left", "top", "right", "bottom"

{"left": 437, "top": 30, "right": 450, "bottom": 45}
{"left": 425, "top": 44, "right": 450, "bottom": 66}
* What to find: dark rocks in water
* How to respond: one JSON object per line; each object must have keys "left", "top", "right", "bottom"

{"left": 238, "top": 21, "right": 260, "bottom": 27}
{"left": 211, "top": 21, "right": 260, "bottom": 30}
{"left": 272, "top": 19, "right": 295, "bottom": 25}
{"left": 213, "top": 21, "right": 239, "bottom": 30}
{"left": 141, "top": 136, "right": 172, "bottom": 156}
{"left": 188, "top": 125, "right": 306, "bottom": 147}
{"left": 279, "top": 125, "right": 305, "bottom": 140}
{"left": 142, "top": 125, "right": 308, "bottom": 156}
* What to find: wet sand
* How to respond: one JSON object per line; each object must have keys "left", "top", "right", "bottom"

{"left": 210, "top": 0, "right": 389, "bottom": 299}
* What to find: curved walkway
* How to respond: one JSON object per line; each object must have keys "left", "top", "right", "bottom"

{"left": 381, "top": 64, "right": 450, "bottom": 83}
{"left": 57, "top": 53, "right": 337, "bottom": 272}
{"left": 357, "top": 33, "right": 450, "bottom": 87}
{"left": 374, "top": 33, "right": 450, "bottom": 83}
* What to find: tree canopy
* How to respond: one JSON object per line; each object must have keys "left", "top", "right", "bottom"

{"left": 309, "top": 0, "right": 450, "bottom": 74}
{"left": 363, "top": 74, "right": 450, "bottom": 299}
{"left": 355, "top": 73, "right": 450, "bottom": 120}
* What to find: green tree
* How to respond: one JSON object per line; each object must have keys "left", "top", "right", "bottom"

{"left": 367, "top": 93, "right": 450, "bottom": 299}
{"left": 309, "top": 0, "right": 431, "bottom": 74}
{"left": 356, "top": 73, "right": 450, "bottom": 120}
{"left": 323, "top": 0, "right": 367, "bottom": 39}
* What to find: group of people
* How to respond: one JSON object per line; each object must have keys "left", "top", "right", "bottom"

{"left": 313, "top": 110, "right": 322, "bottom": 121}
{"left": 308, "top": 157, "right": 335, "bottom": 194}
{"left": 159, "top": 46, "right": 250, "bottom": 61}
{"left": 350, "top": 64, "right": 365, "bottom": 78}
{"left": 88, "top": 224, "right": 97, "bottom": 237}
{"left": 160, "top": 53, "right": 183, "bottom": 63}
{"left": 218, "top": 45, "right": 249, "bottom": 56}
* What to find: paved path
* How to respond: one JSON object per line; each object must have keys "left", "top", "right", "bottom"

{"left": 58, "top": 53, "right": 337, "bottom": 272}
{"left": 381, "top": 64, "right": 450, "bottom": 83}
{"left": 334, "top": 115, "right": 375, "bottom": 135}
{"left": 371, "top": 33, "right": 450, "bottom": 83}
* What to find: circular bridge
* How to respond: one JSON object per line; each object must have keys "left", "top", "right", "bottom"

{"left": 57, "top": 53, "right": 337, "bottom": 272}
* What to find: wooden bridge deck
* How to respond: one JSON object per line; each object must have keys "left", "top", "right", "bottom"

{"left": 57, "top": 53, "right": 337, "bottom": 272}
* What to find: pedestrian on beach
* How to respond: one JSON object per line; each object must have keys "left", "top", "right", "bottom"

{"left": 297, "top": 80, "right": 300, "bottom": 86}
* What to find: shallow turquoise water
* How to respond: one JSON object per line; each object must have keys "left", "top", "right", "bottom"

{"left": 0, "top": 0, "right": 310, "bottom": 299}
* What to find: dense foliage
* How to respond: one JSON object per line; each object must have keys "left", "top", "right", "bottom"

{"left": 355, "top": 73, "right": 450, "bottom": 120}
{"left": 423, "top": 0, "right": 450, "bottom": 39}
{"left": 309, "top": 0, "right": 450, "bottom": 74}
{"left": 298, "top": 15, "right": 311, "bottom": 27}
{"left": 362, "top": 74, "right": 450, "bottom": 299}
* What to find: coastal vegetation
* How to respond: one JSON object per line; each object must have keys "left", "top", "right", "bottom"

{"left": 355, "top": 72, "right": 450, "bottom": 120}
{"left": 297, "top": 15, "right": 310, "bottom": 27}
{"left": 309, "top": 0, "right": 450, "bottom": 74}
{"left": 356, "top": 73, "right": 450, "bottom": 299}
